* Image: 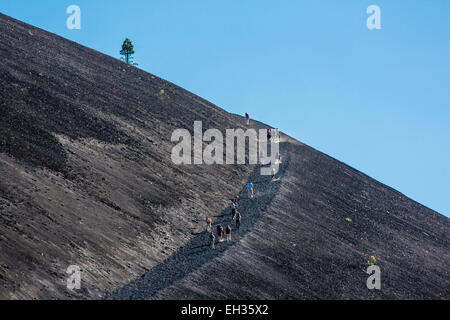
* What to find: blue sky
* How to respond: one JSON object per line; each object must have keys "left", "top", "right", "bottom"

{"left": 1, "top": 0, "right": 449, "bottom": 217}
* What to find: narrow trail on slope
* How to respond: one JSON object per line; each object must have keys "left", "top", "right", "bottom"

{"left": 106, "top": 141, "right": 290, "bottom": 300}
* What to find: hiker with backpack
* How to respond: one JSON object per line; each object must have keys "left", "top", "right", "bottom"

{"left": 209, "top": 231, "right": 215, "bottom": 249}
{"left": 233, "top": 196, "right": 239, "bottom": 207}
{"left": 217, "top": 225, "right": 224, "bottom": 242}
{"left": 226, "top": 225, "right": 232, "bottom": 241}
{"left": 267, "top": 129, "right": 272, "bottom": 141}
{"left": 235, "top": 212, "right": 241, "bottom": 231}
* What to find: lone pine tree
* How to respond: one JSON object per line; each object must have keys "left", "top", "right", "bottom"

{"left": 120, "top": 38, "right": 138, "bottom": 66}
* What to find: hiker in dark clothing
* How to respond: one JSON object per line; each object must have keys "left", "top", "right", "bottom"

{"left": 267, "top": 129, "right": 272, "bottom": 141}
{"left": 235, "top": 212, "right": 241, "bottom": 231}
{"left": 245, "top": 112, "right": 250, "bottom": 125}
{"left": 217, "top": 225, "right": 224, "bottom": 242}
{"left": 209, "top": 232, "right": 215, "bottom": 249}
{"left": 226, "top": 225, "right": 232, "bottom": 241}
{"left": 231, "top": 206, "right": 237, "bottom": 221}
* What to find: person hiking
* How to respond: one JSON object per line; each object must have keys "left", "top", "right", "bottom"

{"left": 245, "top": 112, "right": 250, "bottom": 125}
{"left": 267, "top": 129, "right": 272, "bottom": 141}
{"left": 235, "top": 212, "right": 241, "bottom": 231}
{"left": 247, "top": 181, "right": 254, "bottom": 198}
{"left": 233, "top": 196, "right": 239, "bottom": 207}
{"left": 271, "top": 166, "right": 276, "bottom": 180}
{"left": 226, "top": 225, "right": 232, "bottom": 241}
{"left": 206, "top": 217, "right": 212, "bottom": 232}
{"left": 217, "top": 225, "right": 224, "bottom": 242}
{"left": 231, "top": 205, "right": 237, "bottom": 221}
{"left": 209, "top": 231, "right": 215, "bottom": 249}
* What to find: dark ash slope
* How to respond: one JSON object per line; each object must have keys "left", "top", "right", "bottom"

{"left": 0, "top": 12, "right": 257, "bottom": 299}
{"left": 151, "top": 137, "right": 449, "bottom": 299}
{"left": 0, "top": 13, "right": 449, "bottom": 300}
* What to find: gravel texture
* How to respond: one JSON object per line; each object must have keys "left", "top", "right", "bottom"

{"left": 0, "top": 13, "right": 448, "bottom": 300}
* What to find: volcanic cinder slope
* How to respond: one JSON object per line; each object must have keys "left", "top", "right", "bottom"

{"left": 0, "top": 13, "right": 449, "bottom": 300}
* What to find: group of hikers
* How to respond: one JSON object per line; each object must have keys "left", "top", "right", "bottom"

{"left": 205, "top": 112, "right": 280, "bottom": 249}
{"left": 206, "top": 196, "right": 242, "bottom": 249}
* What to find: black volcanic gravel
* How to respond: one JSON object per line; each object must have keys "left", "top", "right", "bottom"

{"left": 0, "top": 13, "right": 449, "bottom": 300}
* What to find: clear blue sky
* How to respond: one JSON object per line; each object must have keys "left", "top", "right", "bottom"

{"left": 1, "top": 0, "right": 449, "bottom": 217}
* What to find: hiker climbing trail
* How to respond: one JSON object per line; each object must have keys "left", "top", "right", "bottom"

{"left": 106, "top": 142, "right": 289, "bottom": 300}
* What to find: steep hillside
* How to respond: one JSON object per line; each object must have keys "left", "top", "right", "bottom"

{"left": 0, "top": 13, "right": 449, "bottom": 300}
{"left": 0, "top": 12, "right": 259, "bottom": 299}
{"left": 147, "top": 136, "right": 450, "bottom": 299}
